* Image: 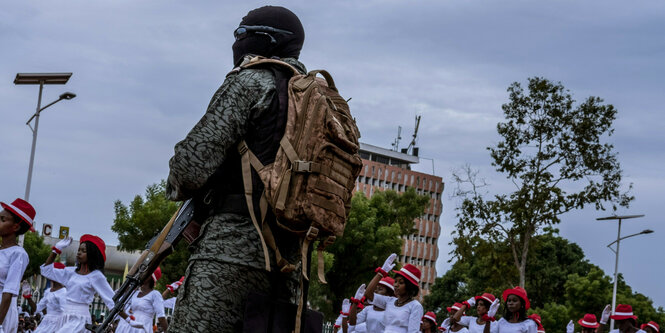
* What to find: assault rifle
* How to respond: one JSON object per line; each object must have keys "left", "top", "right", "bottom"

{"left": 86, "top": 199, "right": 198, "bottom": 333}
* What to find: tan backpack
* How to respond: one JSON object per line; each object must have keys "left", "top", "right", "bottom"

{"left": 235, "top": 57, "right": 362, "bottom": 284}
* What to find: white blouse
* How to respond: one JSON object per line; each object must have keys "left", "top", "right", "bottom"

{"left": 496, "top": 317, "right": 538, "bottom": 333}
{"left": 40, "top": 264, "right": 114, "bottom": 309}
{"left": 36, "top": 287, "right": 67, "bottom": 314}
{"left": 0, "top": 246, "right": 29, "bottom": 296}
{"left": 356, "top": 304, "right": 386, "bottom": 333}
{"left": 459, "top": 316, "right": 498, "bottom": 333}
{"left": 127, "top": 289, "right": 165, "bottom": 318}
{"left": 372, "top": 293, "right": 423, "bottom": 333}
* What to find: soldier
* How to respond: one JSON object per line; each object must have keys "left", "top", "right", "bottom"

{"left": 165, "top": 6, "right": 306, "bottom": 332}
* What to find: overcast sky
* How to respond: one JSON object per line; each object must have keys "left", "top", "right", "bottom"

{"left": 2, "top": 1, "right": 663, "bottom": 308}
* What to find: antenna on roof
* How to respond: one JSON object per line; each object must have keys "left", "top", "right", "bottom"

{"left": 391, "top": 126, "right": 402, "bottom": 151}
{"left": 402, "top": 115, "right": 421, "bottom": 156}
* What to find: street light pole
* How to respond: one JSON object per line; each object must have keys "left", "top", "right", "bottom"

{"left": 596, "top": 214, "right": 647, "bottom": 331}
{"left": 25, "top": 82, "right": 44, "bottom": 201}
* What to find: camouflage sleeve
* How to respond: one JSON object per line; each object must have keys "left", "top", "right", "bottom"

{"left": 166, "top": 69, "right": 276, "bottom": 200}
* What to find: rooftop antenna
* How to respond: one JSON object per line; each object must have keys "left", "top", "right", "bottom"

{"left": 402, "top": 115, "right": 421, "bottom": 156}
{"left": 391, "top": 126, "right": 402, "bottom": 151}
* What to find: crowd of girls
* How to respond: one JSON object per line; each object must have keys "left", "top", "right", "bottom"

{"left": 0, "top": 197, "right": 182, "bottom": 333}
{"left": 333, "top": 253, "right": 660, "bottom": 333}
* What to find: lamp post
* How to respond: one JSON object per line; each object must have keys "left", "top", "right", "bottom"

{"left": 14, "top": 73, "right": 75, "bottom": 246}
{"left": 596, "top": 214, "right": 650, "bottom": 330}
{"left": 14, "top": 73, "right": 75, "bottom": 201}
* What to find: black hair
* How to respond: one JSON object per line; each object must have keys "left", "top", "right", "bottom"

{"left": 502, "top": 296, "right": 528, "bottom": 322}
{"left": 423, "top": 318, "right": 438, "bottom": 333}
{"left": 77, "top": 241, "right": 105, "bottom": 273}
{"left": 9, "top": 212, "right": 30, "bottom": 235}
{"left": 147, "top": 277, "right": 155, "bottom": 289}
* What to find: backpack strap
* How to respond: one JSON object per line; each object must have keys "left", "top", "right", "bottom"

{"left": 240, "top": 56, "right": 301, "bottom": 76}
{"left": 237, "top": 140, "right": 271, "bottom": 271}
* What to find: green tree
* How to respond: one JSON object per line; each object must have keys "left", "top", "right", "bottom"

{"left": 310, "top": 188, "right": 430, "bottom": 320}
{"left": 452, "top": 77, "right": 633, "bottom": 286}
{"left": 22, "top": 231, "right": 51, "bottom": 279}
{"left": 111, "top": 181, "right": 186, "bottom": 290}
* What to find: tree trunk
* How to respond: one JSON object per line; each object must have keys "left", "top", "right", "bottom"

{"left": 519, "top": 231, "right": 531, "bottom": 287}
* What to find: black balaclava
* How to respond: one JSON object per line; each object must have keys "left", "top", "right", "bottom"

{"left": 232, "top": 6, "right": 305, "bottom": 66}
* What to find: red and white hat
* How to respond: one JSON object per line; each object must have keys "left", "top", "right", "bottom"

{"left": 447, "top": 302, "right": 465, "bottom": 314}
{"left": 53, "top": 262, "right": 66, "bottom": 269}
{"left": 423, "top": 311, "right": 437, "bottom": 325}
{"left": 529, "top": 314, "right": 544, "bottom": 332}
{"left": 641, "top": 321, "right": 660, "bottom": 333}
{"left": 610, "top": 304, "right": 638, "bottom": 322}
{"left": 379, "top": 276, "right": 395, "bottom": 292}
{"left": 151, "top": 267, "right": 162, "bottom": 282}
{"left": 1, "top": 198, "right": 36, "bottom": 232}
{"left": 475, "top": 293, "right": 496, "bottom": 304}
{"left": 393, "top": 264, "right": 421, "bottom": 287}
{"left": 80, "top": 234, "right": 106, "bottom": 262}
{"left": 502, "top": 286, "right": 531, "bottom": 310}
{"left": 578, "top": 314, "right": 600, "bottom": 329}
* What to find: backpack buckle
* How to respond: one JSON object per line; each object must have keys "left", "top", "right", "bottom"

{"left": 237, "top": 141, "right": 249, "bottom": 155}
{"left": 293, "top": 160, "right": 312, "bottom": 173}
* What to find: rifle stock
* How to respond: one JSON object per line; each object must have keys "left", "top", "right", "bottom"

{"left": 87, "top": 199, "right": 196, "bottom": 332}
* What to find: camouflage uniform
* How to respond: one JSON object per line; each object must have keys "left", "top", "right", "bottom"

{"left": 166, "top": 56, "right": 306, "bottom": 333}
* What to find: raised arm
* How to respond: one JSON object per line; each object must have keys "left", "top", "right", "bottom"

{"left": 364, "top": 253, "right": 396, "bottom": 301}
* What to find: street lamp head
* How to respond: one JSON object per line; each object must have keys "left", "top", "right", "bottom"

{"left": 59, "top": 92, "right": 76, "bottom": 100}
{"left": 641, "top": 229, "right": 654, "bottom": 234}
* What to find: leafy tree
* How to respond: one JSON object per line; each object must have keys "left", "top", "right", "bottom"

{"left": 452, "top": 77, "right": 633, "bottom": 286}
{"left": 111, "top": 181, "right": 186, "bottom": 290}
{"left": 22, "top": 231, "right": 51, "bottom": 279}
{"left": 310, "top": 188, "right": 430, "bottom": 320}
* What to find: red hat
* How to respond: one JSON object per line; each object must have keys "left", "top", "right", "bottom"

{"left": 447, "top": 302, "right": 465, "bottom": 313}
{"left": 641, "top": 321, "right": 660, "bottom": 333}
{"left": 379, "top": 277, "right": 395, "bottom": 292}
{"left": 393, "top": 264, "right": 421, "bottom": 287}
{"left": 502, "top": 286, "right": 531, "bottom": 310}
{"left": 151, "top": 267, "right": 162, "bottom": 282}
{"left": 53, "top": 262, "right": 66, "bottom": 269}
{"left": 1, "top": 198, "right": 36, "bottom": 232}
{"left": 610, "top": 304, "right": 638, "bottom": 321}
{"left": 475, "top": 293, "right": 496, "bottom": 304}
{"left": 80, "top": 234, "right": 106, "bottom": 262}
{"left": 529, "top": 314, "right": 544, "bottom": 332}
{"left": 423, "top": 311, "right": 437, "bottom": 324}
{"left": 578, "top": 314, "right": 600, "bottom": 328}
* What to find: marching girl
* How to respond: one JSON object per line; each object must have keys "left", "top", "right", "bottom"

{"left": 362, "top": 253, "right": 424, "bottom": 333}
{"left": 421, "top": 311, "right": 438, "bottom": 333}
{"left": 640, "top": 322, "right": 659, "bottom": 333}
{"left": 349, "top": 277, "right": 395, "bottom": 333}
{"left": 0, "top": 199, "right": 36, "bottom": 333}
{"left": 452, "top": 293, "right": 499, "bottom": 333}
{"left": 115, "top": 267, "right": 168, "bottom": 333}
{"left": 442, "top": 303, "right": 470, "bottom": 333}
{"left": 486, "top": 286, "right": 537, "bottom": 333}
{"left": 161, "top": 276, "right": 184, "bottom": 315}
{"left": 33, "top": 262, "right": 67, "bottom": 333}
{"left": 41, "top": 234, "right": 142, "bottom": 333}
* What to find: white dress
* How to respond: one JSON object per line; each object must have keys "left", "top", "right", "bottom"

{"left": 115, "top": 289, "right": 165, "bottom": 333}
{"left": 33, "top": 287, "right": 67, "bottom": 333}
{"left": 0, "top": 246, "right": 29, "bottom": 333}
{"left": 40, "top": 264, "right": 115, "bottom": 333}
{"left": 372, "top": 293, "right": 423, "bottom": 333}
{"left": 458, "top": 316, "right": 498, "bottom": 333}
{"left": 496, "top": 318, "right": 538, "bottom": 333}
{"left": 356, "top": 304, "right": 386, "bottom": 333}
{"left": 610, "top": 329, "right": 647, "bottom": 333}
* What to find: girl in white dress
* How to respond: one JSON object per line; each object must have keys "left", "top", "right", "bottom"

{"left": 422, "top": 311, "right": 438, "bottom": 333}
{"left": 0, "top": 198, "right": 36, "bottom": 333}
{"left": 452, "top": 293, "right": 499, "bottom": 333}
{"left": 115, "top": 267, "right": 168, "bottom": 333}
{"left": 361, "top": 253, "right": 424, "bottom": 333}
{"left": 488, "top": 287, "right": 537, "bottom": 333}
{"left": 350, "top": 276, "right": 394, "bottom": 333}
{"left": 41, "top": 234, "right": 142, "bottom": 333}
{"left": 34, "top": 262, "right": 67, "bottom": 333}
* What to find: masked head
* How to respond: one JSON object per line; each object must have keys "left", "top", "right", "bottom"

{"left": 232, "top": 6, "right": 305, "bottom": 66}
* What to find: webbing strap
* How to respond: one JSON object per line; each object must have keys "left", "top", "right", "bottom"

{"left": 316, "top": 236, "right": 336, "bottom": 284}
{"left": 261, "top": 222, "right": 295, "bottom": 273}
{"left": 280, "top": 137, "right": 299, "bottom": 162}
{"left": 294, "top": 276, "right": 305, "bottom": 333}
{"left": 238, "top": 142, "right": 271, "bottom": 272}
{"left": 300, "top": 227, "right": 319, "bottom": 281}
{"left": 316, "top": 181, "right": 348, "bottom": 202}
{"left": 312, "top": 197, "right": 345, "bottom": 217}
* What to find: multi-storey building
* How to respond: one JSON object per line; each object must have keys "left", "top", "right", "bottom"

{"left": 354, "top": 143, "right": 444, "bottom": 297}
